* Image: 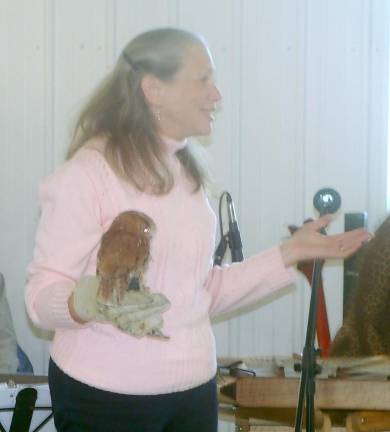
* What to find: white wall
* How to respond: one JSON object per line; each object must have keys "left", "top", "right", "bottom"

{"left": 1, "top": 1, "right": 389, "bottom": 431}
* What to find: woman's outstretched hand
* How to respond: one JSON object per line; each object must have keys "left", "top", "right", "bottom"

{"left": 280, "top": 215, "right": 372, "bottom": 267}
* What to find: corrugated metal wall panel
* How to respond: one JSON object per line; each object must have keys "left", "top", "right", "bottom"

{"left": 52, "top": 0, "right": 111, "bottom": 164}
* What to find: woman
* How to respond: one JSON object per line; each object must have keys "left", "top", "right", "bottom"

{"left": 25, "top": 28, "right": 370, "bottom": 432}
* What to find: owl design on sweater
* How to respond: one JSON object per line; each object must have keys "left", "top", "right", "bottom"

{"left": 96, "top": 210, "right": 170, "bottom": 338}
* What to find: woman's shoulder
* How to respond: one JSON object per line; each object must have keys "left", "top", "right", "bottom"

{"left": 55, "top": 137, "right": 109, "bottom": 177}
{"left": 71, "top": 136, "right": 108, "bottom": 168}
{"left": 38, "top": 136, "right": 123, "bottom": 223}
{"left": 41, "top": 137, "right": 114, "bottom": 197}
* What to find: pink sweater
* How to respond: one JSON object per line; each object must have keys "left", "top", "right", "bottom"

{"left": 25, "top": 138, "right": 295, "bottom": 395}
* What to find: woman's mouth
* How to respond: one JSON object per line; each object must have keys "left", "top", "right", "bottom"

{"left": 202, "top": 109, "right": 216, "bottom": 121}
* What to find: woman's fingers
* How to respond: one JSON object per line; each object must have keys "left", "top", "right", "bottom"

{"left": 329, "top": 228, "right": 372, "bottom": 257}
{"left": 280, "top": 221, "right": 372, "bottom": 266}
{"left": 310, "top": 214, "right": 333, "bottom": 230}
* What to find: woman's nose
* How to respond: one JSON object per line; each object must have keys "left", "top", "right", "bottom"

{"left": 211, "top": 84, "right": 222, "bottom": 102}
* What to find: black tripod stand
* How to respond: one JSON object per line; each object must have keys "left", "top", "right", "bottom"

{"left": 294, "top": 257, "right": 324, "bottom": 432}
{"left": 294, "top": 188, "right": 341, "bottom": 432}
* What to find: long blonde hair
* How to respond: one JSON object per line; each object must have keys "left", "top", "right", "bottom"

{"left": 67, "top": 28, "right": 209, "bottom": 194}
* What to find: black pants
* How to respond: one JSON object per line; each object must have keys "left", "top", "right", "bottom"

{"left": 48, "top": 358, "right": 218, "bottom": 432}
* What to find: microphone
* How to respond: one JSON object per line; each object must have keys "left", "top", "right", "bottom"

{"left": 313, "top": 188, "right": 341, "bottom": 216}
{"left": 313, "top": 187, "right": 341, "bottom": 234}
{"left": 226, "top": 193, "right": 244, "bottom": 262}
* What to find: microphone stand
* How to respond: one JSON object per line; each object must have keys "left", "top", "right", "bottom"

{"left": 294, "top": 257, "right": 324, "bottom": 432}
{"left": 294, "top": 188, "right": 341, "bottom": 432}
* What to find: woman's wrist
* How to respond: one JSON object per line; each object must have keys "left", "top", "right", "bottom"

{"left": 279, "top": 240, "right": 297, "bottom": 268}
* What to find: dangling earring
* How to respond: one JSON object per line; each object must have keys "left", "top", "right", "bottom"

{"left": 153, "top": 107, "right": 161, "bottom": 122}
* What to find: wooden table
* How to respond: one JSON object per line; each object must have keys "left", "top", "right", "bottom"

{"left": 218, "top": 356, "right": 390, "bottom": 432}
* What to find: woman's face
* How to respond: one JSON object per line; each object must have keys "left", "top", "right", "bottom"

{"left": 157, "top": 44, "right": 221, "bottom": 141}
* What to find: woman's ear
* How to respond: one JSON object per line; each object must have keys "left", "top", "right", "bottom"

{"left": 141, "top": 74, "right": 163, "bottom": 105}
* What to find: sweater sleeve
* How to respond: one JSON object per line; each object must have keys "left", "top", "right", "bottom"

{"left": 25, "top": 154, "right": 104, "bottom": 331}
{"left": 205, "top": 246, "right": 296, "bottom": 317}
